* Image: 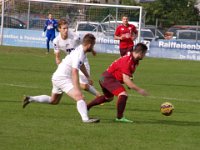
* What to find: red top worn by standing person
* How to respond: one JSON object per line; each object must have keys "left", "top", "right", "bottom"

{"left": 114, "top": 16, "right": 138, "bottom": 56}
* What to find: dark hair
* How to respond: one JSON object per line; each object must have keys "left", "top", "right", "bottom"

{"left": 122, "top": 15, "right": 128, "bottom": 18}
{"left": 82, "top": 33, "right": 96, "bottom": 45}
{"left": 58, "top": 19, "right": 68, "bottom": 28}
{"left": 134, "top": 43, "right": 148, "bottom": 54}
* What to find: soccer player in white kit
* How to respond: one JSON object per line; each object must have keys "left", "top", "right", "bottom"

{"left": 53, "top": 19, "right": 100, "bottom": 97}
{"left": 22, "top": 33, "right": 100, "bottom": 123}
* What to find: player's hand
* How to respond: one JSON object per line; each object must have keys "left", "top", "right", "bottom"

{"left": 120, "top": 36, "right": 125, "bottom": 40}
{"left": 137, "top": 89, "right": 149, "bottom": 96}
{"left": 42, "top": 32, "right": 45, "bottom": 37}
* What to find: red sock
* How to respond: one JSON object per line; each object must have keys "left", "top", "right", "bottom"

{"left": 117, "top": 95, "right": 127, "bottom": 119}
{"left": 87, "top": 95, "right": 107, "bottom": 110}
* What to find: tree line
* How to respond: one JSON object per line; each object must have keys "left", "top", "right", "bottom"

{"left": 122, "top": 0, "right": 200, "bottom": 27}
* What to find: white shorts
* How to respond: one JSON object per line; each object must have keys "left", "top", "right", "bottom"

{"left": 52, "top": 79, "right": 73, "bottom": 94}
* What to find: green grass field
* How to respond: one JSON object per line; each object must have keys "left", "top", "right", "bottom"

{"left": 0, "top": 46, "right": 200, "bottom": 150}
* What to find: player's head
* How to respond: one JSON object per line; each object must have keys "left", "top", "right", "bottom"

{"left": 132, "top": 43, "right": 148, "bottom": 60}
{"left": 58, "top": 19, "right": 69, "bottom": 37}
{"left": 48, "top": 13, "right": 53, "bottom": 19}
{"left": 164, "top": 32, "right": 173, "bottom": 40}
{"left": 121, "top": 15, "right": 129, "bottom": 26}
{"left": 82, "top": 33, "right": 96, "bottom": 52}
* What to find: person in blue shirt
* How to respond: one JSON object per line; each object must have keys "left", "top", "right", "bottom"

{"left": 43, "top": 13, "right": 58, "bottom": 53}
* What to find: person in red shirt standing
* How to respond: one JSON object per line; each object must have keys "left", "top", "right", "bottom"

{"left": 114, "top": 15, "right": 138, "bottom": 56}
{"left": 87, "top": 43, "right": 148, "bottom": 123}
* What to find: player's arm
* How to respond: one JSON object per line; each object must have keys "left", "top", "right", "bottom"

{"left": 114, "top": 27, "right": 124, "bottom": 40}
{"left": 53, "top": 39, "right": 61, "bottom": 65}
{"left": 131, "top": 28, "right": 138, "bottom": 41}
{"left": 114, "top": 34, "right": 125, "bottom": 40}
{"left": 80, "top": 64, "right": 93, "bottom": 85}
{"left": 43, "top": 20, "right": 48, "bottom": 32}
{"left": 53, "top": 19, "right": 58, "bottom": 28}
{"left": 122, "top": 73, "right": 148, "bottom": 96}
{"left": 54, "top": 52, "right": 61, "bottom": 65}
{"left": 42, "top": 20, "right": 48, "bottom": 36}
{"left": 114, "top": 34, "right": 122, "bottom": 40}
{"left": 53, "top": 20, "right": 58, "bottom": 31}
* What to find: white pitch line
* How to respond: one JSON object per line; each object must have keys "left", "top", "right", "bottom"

{"left": 0, "top": 83, "right": 41, "bottom": 89}
{"left": 1, "top": 82, "right": 200, "bottom": 103}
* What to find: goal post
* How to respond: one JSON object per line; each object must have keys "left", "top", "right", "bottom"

{"left": 28, "top": 0, "right": 143, "bottom": 42}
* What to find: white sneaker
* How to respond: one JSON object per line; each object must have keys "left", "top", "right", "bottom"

{"left": 83, "top": 118, "right": 100, "bottom": 123}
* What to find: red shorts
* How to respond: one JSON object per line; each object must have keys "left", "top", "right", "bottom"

{"left": 119, "top": 47, "right": 133, "bottom": 56}
{"left": 99, "top": 71, "right": 126, "bottom": 98}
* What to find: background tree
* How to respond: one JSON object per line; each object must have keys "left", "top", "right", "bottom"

{"left": 140, "top": 0, "right": 200, "bottom": 27}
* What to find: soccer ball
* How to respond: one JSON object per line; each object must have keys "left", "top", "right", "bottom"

{"left": 160, "top": 102, "right": 174, "bottom": 116}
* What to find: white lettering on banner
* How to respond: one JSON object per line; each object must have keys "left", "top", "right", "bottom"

{"left": 159, "top": 41, "right": 200, "bottom": 50}
{"left": 4, "top": 34, "right": 45, "bottom": 42}
{"left": 96, "top": 37, "right": 119, "bottom": 44}
{"left": 24, "top": 36, "right": 45, "bottom": 41}
{"left": 188, "top": 50, "right": 200, "bottom": 54}
{"left": 4, "top": 34, "right": 19, "bottom": 39}
{"left": 180, "top": 54, "right": 200, "bottom": 60}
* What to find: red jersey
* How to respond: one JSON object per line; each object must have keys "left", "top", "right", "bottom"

{"left": 115, "top": 24, "right": 137, "bottom": 49}
{"left": 106, "top": 53, "right": 139, "bottom": 83}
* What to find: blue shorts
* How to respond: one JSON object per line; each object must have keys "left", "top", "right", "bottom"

{"left": 46, "top": 32, "right": 55, "bottom": 41}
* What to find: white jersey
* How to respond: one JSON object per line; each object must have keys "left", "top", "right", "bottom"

{"left": 53, "top": 31, "right": 80, "bottom": 54}
{"left": 52, "top": 45, "right": 86, "bottom": 80}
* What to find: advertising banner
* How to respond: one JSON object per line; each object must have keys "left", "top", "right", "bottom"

{"left": 2, "top": 28, "right": 120, "bottom": 54}
{"left": 149, "top": 39, "right": 200, "bottom": 61}
{"left": 3, "top": 28, "right": 47, "bottom": 48}
{"left": 2, "top": 28, "right": 200, "bottom": 61}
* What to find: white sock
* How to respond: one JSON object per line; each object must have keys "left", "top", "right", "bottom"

{"left": 29, "top": 95, "right": 51, "bottom": 103}
{"left": 88, "top": 85, "right": 99, "bottom": 96}
{"left": 77, "top": 100, "right": 89, "bottom": 121}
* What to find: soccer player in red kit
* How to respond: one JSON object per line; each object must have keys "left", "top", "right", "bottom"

{"left": 114, "top": 15, "right": 138, "bottom": 56}
{"left": 87, "top": 43, "right": 148, "bottom": 123}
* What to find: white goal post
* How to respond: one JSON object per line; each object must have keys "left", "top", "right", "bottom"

{"left": 28, "top": 0, "right": 143, "bottom": 42}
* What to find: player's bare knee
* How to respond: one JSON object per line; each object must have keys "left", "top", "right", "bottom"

{"left": 118, "top": 91, "right": 128, "bottom": 97}
{"left": 74, "top": 95, "right": 84, "bottom": 101}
